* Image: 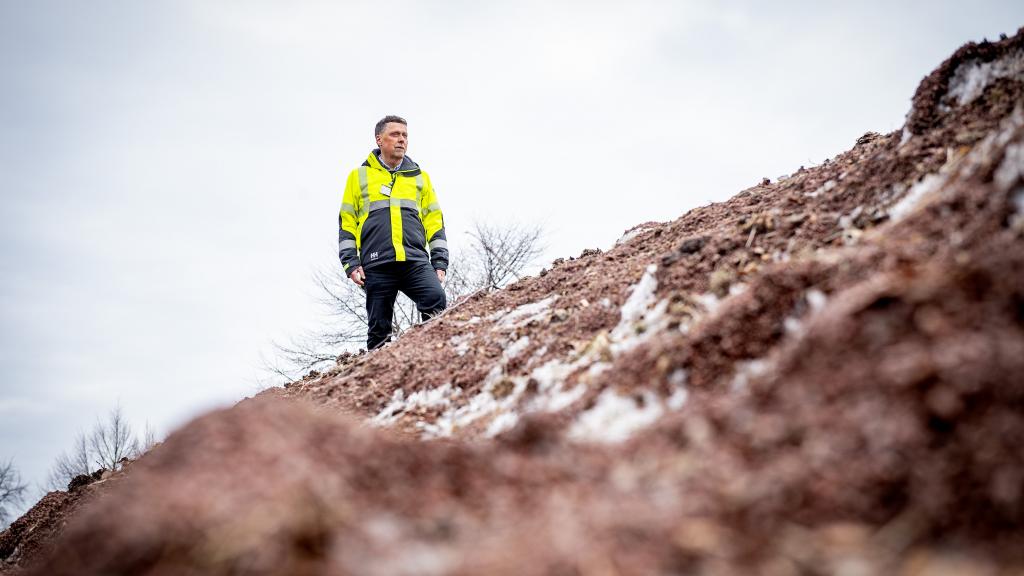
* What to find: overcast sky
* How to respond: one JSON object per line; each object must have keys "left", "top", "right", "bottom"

{"left": 1, "top": 1, "right": 1020, "bottom": 515}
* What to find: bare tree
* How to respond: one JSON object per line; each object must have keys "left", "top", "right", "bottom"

{"left": 466, "top": 221, "right": 544, "bottom": 290}
{"left": 45, "top": 432, "right": 92, "bottom": 491}
{"left": 0, "top": 459, "right": 27, "bottom": 528}
{"left": 90, "top": 405, "right": 140, "bottom": 471}
{"left": 45, "top": 406, "right": 152, "bottom": 492}
{"left": 138, "top": 421, "right": 158, "bottom": 455}
{"left": 269, "top": 221, "right": 544, "bottom": 381}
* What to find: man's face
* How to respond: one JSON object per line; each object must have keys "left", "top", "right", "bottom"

{"left": 376, "top": 122, "right": 408, "bottom": 160}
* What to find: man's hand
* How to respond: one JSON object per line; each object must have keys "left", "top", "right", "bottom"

{"left": 349, "top": 266, "right": 365, "bottom": 286}
{"left": 436, "top": 269, "right": 446, "bottom": 283}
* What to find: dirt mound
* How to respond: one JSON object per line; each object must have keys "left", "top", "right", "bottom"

{"left": 0, "top": 469, "right": 114, "bottom": 573}
{"left": 5, "top": 28, "right": 1024, "bottom": 575}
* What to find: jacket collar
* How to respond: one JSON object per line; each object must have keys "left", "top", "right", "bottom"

{"left": 364, "top": 149, "right": 421, "bottom": 176}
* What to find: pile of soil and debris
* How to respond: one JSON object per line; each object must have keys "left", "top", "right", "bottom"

{"left": 0, "top": 468, "right": 119, "bottom": 572}
{"left": 3, "top": 29, "right": 1023, "bottom": 576}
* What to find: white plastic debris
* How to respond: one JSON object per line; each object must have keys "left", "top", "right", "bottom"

{"left": 493, "top": 295, "right": 557, "bottom": 330}
{"left": 1011, "top": 189, "right": 1024, "bottom": 232}
{"left": 838, "top": 206, "right": 864, "bottom": 230}
{"left": 373, "top": 383, "right": 458, "bottom": 426}
{"left": 569, "top": 389, "right": 664, "bottom": 443}
{"left": 612, "top": 265, "right": 658, "bottom": 336}
{"left": 667, "top": 387, "right": 689, "bottom": 411}
{"left": 889, "top": 173, "right": 946, "bottom": 221}
{"left": 994, "top": 142, "right": 1024, "bottom": 190}
{"left": 526, "top": 358, "right": 588, "bottom": 412}
{"left": 730, "top": 359, "right": 768, "bottom": 392}
{"left": 692, "top": 292, "right": 722, "bottom": 316}
{"left": 947, "top": 50, "right": 1024, "bottom": 107}
{"left": 615, "top": 226, "right": 650, "bottom": 245}
{"left": 449, "top": 332, "right": 474, "bottom": 357}
{"left": 784, "top": 289, "right": 828, "bottom": 336}
{"left": 485, "top": 411, "right": 519, "bottom": 437}
{"left": 806, "top": 289, "right": 828, "bottom": 312}
{"left": 899, "top": 127, "right": 913, "bottom": 147}
{"left": 806, "top": 179, "right": 837, "bottom": 199}
{"left": 504, "top": 336, "right": 531, "bottom": 360}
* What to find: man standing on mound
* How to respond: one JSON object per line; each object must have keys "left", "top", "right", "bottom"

{"left": 338, "top": 115, "right": 449, "bottom": 350}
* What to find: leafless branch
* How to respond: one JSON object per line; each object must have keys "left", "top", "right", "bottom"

{"left": 137, "top": 421, "right": 158, "bottom": 456}
{"left": 46, "top": 432, "right": 93, "bottom": 491}
{"left": 0, "top": 459, "right": 28, "bottom": 527}
{"left": 89, "top": 405, "right": 140, "bottom": 472}
{"left": 467, "top": 221, "right": 545, "bottom": 290}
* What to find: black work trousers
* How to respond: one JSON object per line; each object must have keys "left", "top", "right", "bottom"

{"left": 364, "top": 260, "right": 447, "bottom": 350}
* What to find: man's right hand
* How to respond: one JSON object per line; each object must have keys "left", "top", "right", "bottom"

{"left": 349, "top": 266, "right": 365, "bottom": 286}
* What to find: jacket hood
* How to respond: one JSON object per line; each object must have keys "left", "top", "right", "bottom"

{"left": 364, "top": 149, "right": 421, "bottom": 176}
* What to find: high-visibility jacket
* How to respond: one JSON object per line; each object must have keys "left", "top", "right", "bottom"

{"left": 338, "top": 150, "right": 448, "bottom": 274}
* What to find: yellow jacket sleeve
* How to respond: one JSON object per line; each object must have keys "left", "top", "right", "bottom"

{"left": 419, "top": 173, "right": 448, "bottom": 270}
{"left": 338, "top": 169, "right": 362, "bottom": 273}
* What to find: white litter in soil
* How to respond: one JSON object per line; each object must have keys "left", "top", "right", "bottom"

{"left": 995, "top": 142, "right": 1024, "bottom": 191}
{"left": 783, "top": 316, "right": 803, "bottom": 335}
{"left": 449, "top": 332, "right": 474, "bottom": 357}
{"left": 526, "top": 358, "right": 589, "bottom": 413}
{"left": 806, "top": 289, "right": 828, "bottom": 311}
{"left": 889, "top": 173, "right": 946, "bottom": 221}
{"left": 668, "top": 369, "right": 687, "bottom": 387}
{"left": 496, "top": 267, "right": 678, "bottom": 432}
{"left": 806, "top": 180, "right": 836, "bottom": 198}
{"left": 373, "top": 383, "right": 458, "bottom": 426}
{"left": 784, "top": 288, "right": 828, "bottom": 336}
{"left": 615, "top": 226, "right": 651, "bottom": 246}
{"left": 493, "top": 295, "right": 557, "bottom": 330}
{"left": 946, "top": 50, "right": 1024, "bottom": 107}
{"left": 420, "top": 367, "right": 529, "bottom": 438}
{"left": 485, "top": 411, "right": 520, "bottom": 437}
{"left": 838, "top": 206, "right": 864, "bottom": 230}
{"left": 667, "top": 389, "right": 689, "bottom": 411}
{"left": 1012, "top": 190, "right": 1024, "bottom": 232}
{"left": 611, "top": 300, "right": 669, "bottom": 355}
{"left": 504, "top": 336, "right": 531, "bottom": 360}
{"left": 692, "top": 292, "right": 721, "bottom": 317}
{"left": 418, "top": 336, "right": 533, "bottom": 438}
{"left": 612, "top": 265, "right": 658, "bottom": 334}
{"left": 730, "top": 359, "right": 769, "bottom": 392}
{"left": 899, "top": 126, "right": 913, "bottom": 147}
{"left": 569, "top": 389, "right": 666, "bottom": 443}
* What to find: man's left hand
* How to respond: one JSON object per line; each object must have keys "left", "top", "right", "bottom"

{"left": 436, "top": 269, "right": 446, "bottom": 283}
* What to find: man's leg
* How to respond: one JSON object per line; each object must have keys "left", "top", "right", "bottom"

{"left": 364, "top": 264, "right": 400, "bottom": 350}
{"left": 400, "top": 261, "right": 447, "bottom": 320}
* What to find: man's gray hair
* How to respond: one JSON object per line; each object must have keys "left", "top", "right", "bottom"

{"left": 375, "top": 115, "right": 407, "bottom": 137}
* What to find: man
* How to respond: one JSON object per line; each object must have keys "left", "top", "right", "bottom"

{"left": 339, "top": 115, "right": 449, "bottom": 350}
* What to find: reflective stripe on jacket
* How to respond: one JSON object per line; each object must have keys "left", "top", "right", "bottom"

{"left": 338, "top": 150, "right": 448, "bottom": 273}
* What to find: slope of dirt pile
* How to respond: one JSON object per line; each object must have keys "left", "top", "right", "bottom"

{"left": 4, "top": 29, "right": 1024, "bottom": 575}
{"left": 0, "top": 470, "right": 115, "bottom": 573}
